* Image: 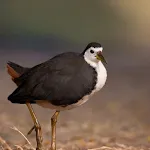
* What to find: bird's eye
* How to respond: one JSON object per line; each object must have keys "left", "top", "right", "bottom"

{"left": 90, "top": 50, "right": 94, "bottom": 54}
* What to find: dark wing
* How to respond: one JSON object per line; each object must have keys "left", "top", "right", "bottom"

{"left": 8, "top": 52, "right": 97, "bottom": 105}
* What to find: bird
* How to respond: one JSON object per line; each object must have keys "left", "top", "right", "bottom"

{"left": 7, "top": 42, "right": 107, "bottom": 150}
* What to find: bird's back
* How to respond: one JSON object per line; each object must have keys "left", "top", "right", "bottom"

{"left": 8, "top": 52, "right": 97, "bottom": 106}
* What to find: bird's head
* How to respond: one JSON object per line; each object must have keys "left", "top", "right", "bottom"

{"left": 82, "top": 42, "right": 107, "bottom": 65}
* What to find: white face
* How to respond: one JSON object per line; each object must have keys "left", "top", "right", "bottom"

{"left": 84, "top": 47, "right": 103, "bottom": 63}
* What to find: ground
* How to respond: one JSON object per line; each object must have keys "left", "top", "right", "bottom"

{"left": 1, "top": 99, "right": 150, "bottom": 150}
{"left": 0, "top": 51, "right": 150, "bottom": 150}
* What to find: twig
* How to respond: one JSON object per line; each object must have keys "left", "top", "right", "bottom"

{"left": 0, "top": 136, "right": 12, "bottom": 150}
{"left": 14, "top": 145, "right": 24, "bottom": 150}
{"left": 88, "top": 146, "right": 113, "bottom": 150}
{"left": 10, "top": 126, "right": 35, "bottom": 149}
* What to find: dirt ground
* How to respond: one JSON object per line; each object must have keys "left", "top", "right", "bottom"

{"left": 0, "top": 50, "right": 150, "bottom": 150}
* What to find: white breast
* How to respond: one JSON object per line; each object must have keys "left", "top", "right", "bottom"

{"left": 94, "top": 61, "right": 107, "bottom": 92}
{"left": 84, "top": 56, "right": 107, "bottom": 92}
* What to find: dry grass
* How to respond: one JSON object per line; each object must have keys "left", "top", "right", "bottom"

{"left": 1, "top": 119, "right": 150, "bottom": 150}
{"left": 1, "top": 102, "right": 150, "bottom": 150}
{"left": 0, "top": 134, "right": 149, "bottom": 150}
{"left": 1, "top": 101, "right": 150, "bottom": 150}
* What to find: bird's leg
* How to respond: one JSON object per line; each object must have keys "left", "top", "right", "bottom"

{"left": 50, "top": 111, "right": 60, "bottom": 150}
{"left": 26, "top": 103, "right": 43, "bottom": 150}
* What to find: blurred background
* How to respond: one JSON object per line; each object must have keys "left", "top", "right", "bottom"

{"left": 0, "top": 1, "right": 150, "bottom": 149}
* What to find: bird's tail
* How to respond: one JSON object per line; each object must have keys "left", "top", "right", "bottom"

{"left": 7, "top": 62, "right": 35, "bottom": 104}
{"left": 7, "top": 61, "right": 29, "bottom": 85}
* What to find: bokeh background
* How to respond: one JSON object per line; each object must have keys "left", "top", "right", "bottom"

{"left": 0, "top": 1, "right": 150, "bottom": 149}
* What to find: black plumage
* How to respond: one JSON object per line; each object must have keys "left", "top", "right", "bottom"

{"left": 82, "top": 42, "right": 102, "bottom": 55}
{"left": 8, "top": 52, "right": 97, "bottom": 106}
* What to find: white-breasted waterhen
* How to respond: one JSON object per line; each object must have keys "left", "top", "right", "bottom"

{"left": 7, "top": 42, "right": 107, "bottom": 150}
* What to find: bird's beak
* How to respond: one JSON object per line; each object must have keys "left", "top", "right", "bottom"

{"left": 96, "top": 51, "right": 107, "bottom": 64}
